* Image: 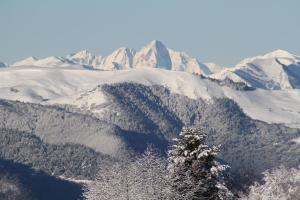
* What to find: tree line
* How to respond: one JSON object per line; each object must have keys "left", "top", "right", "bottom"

{"left": 83, "top": 128, "right": 300, "bottom": 200}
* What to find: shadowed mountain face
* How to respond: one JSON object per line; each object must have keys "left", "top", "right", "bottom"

{"left": 0, "top": 128, "right": 112, "bottom": 179}
{"left": 0, "top": 159, "right": 83, "bottom": 200}
{"left": 146, "top": 85, "right": 300, "bottom": 186}
{"left": 0, "top": 99, "right": 169, "bottom": 156}
{"left": 0, "top": 83, "right": 299, "bottom": 189}
{"left": 283, "top": 61, "right": 300, "bottom": 88}
{"left": 198, "top": 99, "right": 300, "bottom": 187}
{"left": 100, "top": 83, "right": 183, "bottom": 141}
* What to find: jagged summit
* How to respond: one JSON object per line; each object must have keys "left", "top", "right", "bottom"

{"left": 100, "top": 47, "right": 136, "bottom": 70}
{"left": 66, "top": 50, "right": 98, "bottom": 66}
{"left": 110, "top": 47, "right": 136, "bottom": 58}
{"left": 133, "top": 40, "right": 172, "bottom": 69}
{"left": 69, "top": 50, "right": 94, "bottom": 58}
{"left": 146, "top": 40, "right": 166, "bottom": 49}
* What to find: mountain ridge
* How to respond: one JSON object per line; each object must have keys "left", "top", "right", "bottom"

{"left": 211, "top": 49, "right": 300, "bottom": 89}
{"left": 5, "top": 42, "right": 300, "bottom": 91}
{"left": 10, "top": 40, "right": 221, "bottom": 75}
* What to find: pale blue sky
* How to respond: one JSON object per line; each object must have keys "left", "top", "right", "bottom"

{"left": 1, "top": 0, "right": 299, "bottom": 66}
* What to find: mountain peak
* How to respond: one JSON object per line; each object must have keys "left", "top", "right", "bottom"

{"left": 100, "top": 47, "right": 136, "bottom": 69}
{"left": 134, "top": 40, "right": 172, "bottom": 69}
{"left": 40, "top": 56, "right": 63, "bottom": 62}
{"left": 69, "top": 50, "right": 94, "bottom": 58}
{"left": 12, "top": 56, "right": 38, "bottom": 66}
{"left": 9, "top": 41, "right": 215, "bottom": 74}
{"left": 146, "top": 40, "right": 166, "bottom": 49}
{"left": 76, "top": 49, "right": 91, "bottom": 55}
{"left": 236, "top": 49, "right": 299, "bottom": 68}
{"left": 149, "top": 39, "right": 164, "bottom": 45}
{"left": 265, "top": 49, "right": 295, "bottom": 58}
{"left": 25, "top": 56, "right": 38, "bottom": 61}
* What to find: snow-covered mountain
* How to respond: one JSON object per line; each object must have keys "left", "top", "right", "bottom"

{"left": 11, "top": 40, "right": 221, "bottom": 75}
{"left": 66, "top": 50, "right": 100, "bottom": 66}
{"left": 66, "top": 48, "right": 136, "bottom": 70}
{"left": 11, "top": 55, "right": 87, "bottom": 69}
{"left": 2, "top": 48, "right": 300, "bottom": 189}
{"left": 168, "top": 49, "right": 211, "bottom": 74}
{"left": 3, "top": 43, "right": 300, "bottom": 128}
{"left": 203, "top": 62, "right": 223, "bottom": 74}
{"left": 133, "top": 40, "right": 172, "bottom": 69}
{"left": 100, "top": 47, "right": 136, "bottom": 70}
{"left": 11, "top": 56, "right": 38, "bottom": 66}
{"left": 34, "top": 56, "right": 73, "bottom": 67}
{"left": 211, "top": 50, "right": 300, "bottom": 89}
{"left": 2, "top": 44, "right": 300, "bottom": 199}
{"left": 9, "top": 42, "right": 300, "bottom": 84}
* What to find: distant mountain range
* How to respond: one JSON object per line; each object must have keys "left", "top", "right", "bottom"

{"left": 9, "top": 40, "right": 222, "bottom": 74}
{"left": 5, "top": 40, "right": 300, "bottom": 90}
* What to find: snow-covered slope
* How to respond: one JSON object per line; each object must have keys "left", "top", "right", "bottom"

{"left": 168, "top": 49, "right": 211, "bottom": 74}
{"left": 203, "top": 62, "right": 223, "bottom": 74}
{"left": 1, "top": 65, "right": 300, "bottom": 128}
{"left": 212, "top": 50, "right": 300, "bottom": 89}
{"left": 224, "top": 88, "right": 300, "bottom": 128}
{"left": 0, "top": 66, "right": 224, "bottom": 103}
{"left": 34, "top": 56, "right": 73, "bottom": 67}
{"left": 12, "top": 56, "right": 38, "bottom": 66}
{"left": 4, "top": 44, "right": 300, "bottom": 129}
{"left": 66, "top": 48, "right": 136, "bottom": 70}
{"left": 12, "top": 56, "right": 87, "bottom": 69}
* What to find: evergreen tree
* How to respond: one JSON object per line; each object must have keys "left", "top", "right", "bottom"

{"left": 168, "top": 128, "right": 233, "bottom": 200}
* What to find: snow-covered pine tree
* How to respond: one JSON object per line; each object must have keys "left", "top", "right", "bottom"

{"left": 168, "top": 127, "right": 233, "bottom": 200}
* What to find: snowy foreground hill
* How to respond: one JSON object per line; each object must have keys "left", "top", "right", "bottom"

{"left": 1, "top": 64, "right": 300, "bottom": 129}
{"left": 1, "top": 41, "right": 300, "bottom": 199}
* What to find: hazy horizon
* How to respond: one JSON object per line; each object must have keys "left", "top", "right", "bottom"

{"left": 1, "top": 0, "right": 300, "bottom": 66}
